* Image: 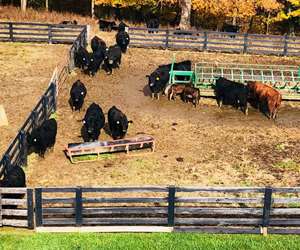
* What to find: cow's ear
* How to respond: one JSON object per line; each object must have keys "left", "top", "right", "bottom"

{"left": 82, "top": 120, "right": 86, "bottom": 124}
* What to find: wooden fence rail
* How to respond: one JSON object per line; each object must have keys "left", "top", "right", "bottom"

{"left": 128, "top": 27, "right": 300, "bottom": 57}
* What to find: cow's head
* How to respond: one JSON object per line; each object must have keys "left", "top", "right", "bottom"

{"left": 26, "top": 128, "right": 42, "bottom": 153}
{"left": 147, "top": 70, "right": 164, "bottom": 89}
{"left": 83, "top": 116, "right": 98, "bottom": 138}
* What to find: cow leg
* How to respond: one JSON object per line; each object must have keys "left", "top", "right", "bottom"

{"left": 157, "top": 93, "right": 160, "bottom": 100}
{"left": 151, "top": 93, "right": 154, "bottom": 100}
{"left": 218, "top": 99, "right": 223, "bottom": 108}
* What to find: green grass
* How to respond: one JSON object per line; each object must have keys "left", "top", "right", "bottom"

{"left": 1, "top": 232, "right": 300, "bottom": 250}
{"left": 273, "top": 159, "right": 299, "bottom": 171}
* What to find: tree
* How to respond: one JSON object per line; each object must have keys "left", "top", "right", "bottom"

{"left": 276, "top": 0, "right": 300, "bottom": 34}
{"left": 179, "top": 0, "right": 192, "bottom": 29}
{"left": 21, "top": 0, "right": 27, "bottom": 11}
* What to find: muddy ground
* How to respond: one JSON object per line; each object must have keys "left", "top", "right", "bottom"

{"left": 0, "top": 43, "right": 68, "bottom": 156}
{"left": 23, "top": 37, "right": 300, "bottom": 188}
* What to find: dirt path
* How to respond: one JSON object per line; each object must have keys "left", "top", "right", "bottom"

{"left": 0, "top": 43, "right": 68, "bottom": 156}
{"left": 26, "top": 46, "right": 300, "bottom": 188}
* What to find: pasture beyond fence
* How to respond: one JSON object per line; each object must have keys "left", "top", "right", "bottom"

{"left": 2, "top": 186, "right": 300, "bottom": 234}
{"left": 0, "top": 22, "right": 88, "bottom": 177}
{"left": 129, "top": 27, "right": 300, "bottom": 57}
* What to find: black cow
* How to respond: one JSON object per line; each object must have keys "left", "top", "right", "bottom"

{"left": 108, "top": 106, "right": 132, "bottom": 140}
{"left": 221, "top": 23, "right": 240, "bottom": 38}
{"left": 116, "top": 31, "right": 130, "bottom": 53}
{"left": 27, "top": 118, "right": 57, "bottom": 157}
{"left": 0, "top": 165, "right": 26, "bottom": 209}
{"left": 99, "top": 20, "right": 117, "bottom": 32}
{"left": 118, "top": 21, "right": 128, "bottom": 32}
{"left": 91, "top": 36, "right": 107, "bottom": 53}
{"left": 74, "top": 46, "right": 90, "bottom": 70}
{"left": 146, "top": 18, "right": 159, "bottom": 33}
{"left": 60, "top": 20, "right": 78, "bottom": 25}
{"left": 103, "top": 45, "right": 122, "bottom": 75}
{"left": 0, "top": 165, "right": 26, "bottom": 188}
{"left": 70, "top": 80, "right": 87, "bottom": 111}
{"left": 82, "top": 103, "right": 105, "bottom": 142}
{"left": 147, "top": 60, "right": 192, "bottom": 99}
{"left": 214, "top": 77, "right": 249, "bottom": 115}
{"left": 88, "top": 47, "right": 106, "bottom": 76}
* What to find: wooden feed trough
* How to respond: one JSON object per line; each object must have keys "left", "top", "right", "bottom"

{"left": 65, "top": 135, "right": 155, "bottom": 163}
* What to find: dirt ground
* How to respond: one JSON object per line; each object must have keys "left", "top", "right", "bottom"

{"left": 23, "top": 33, "right": 300, "bottom": 188}
{"left": 0, "top": 43, "right": 69, "bottom": 156}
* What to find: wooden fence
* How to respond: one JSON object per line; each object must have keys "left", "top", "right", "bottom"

{"left": 0, "top": 188, "right": 34, "bottom": 228}
{"left": 0, "top": 22, "right": 85, "bottom": 44}
{"left": 0, "top": 22, "right": 87, "bottom": 178}
{"left": 31, "top": 186, "right": 300, "bottom": 234}
{"left": 128, "top": 27, "right": 300, "bottom": 57}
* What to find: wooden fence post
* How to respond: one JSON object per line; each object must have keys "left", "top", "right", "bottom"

{"left": 261, "top": 187, "right": 273, "bottom": 236}
{"left": 42, "top": 95, "right": 49, "bottom": 120}
{"left": 69, "top": 47, "right": 75, "bottom": 71}
{"left": 203, "top": 31, "right": 208, "bottom": 51}
{"left": 75, "top": 187, "right": 83, "bottom": 226}
{"left": 19, "top": 130, "right": 28, "bottom": 166}
{"left": 32, "top": 110, "right": 39, "bottom": 128}
{"left": 283, "top": 34, "right": 288, "bottom": 56}
{"left": 167, "top": 186, "right": 176, "bottom": 227}
{"left": 0, "top": 187, "right": 2, "bottom": 227}
{"left": 27, "top": 189, "right": 34, "bottom": 229}
{"left": 35, "top": 188, "right": 43, "bottom": 227}
{"left": 9, "top": 22, "right": 14, "bottom": 42}
{"left": 243, "top": 33, "right": 249, "bottom": 54}
{"left": 51, "top": 83, "right": 57, "bottom": 112}
{"left": 165, "top": 29, "right": 169, "bottom": 49}
{"left": 3, "top": 154, "right": 11, "bottom": 171}
{"left": 48, "top": 25, "right": 52, "bottom": 44}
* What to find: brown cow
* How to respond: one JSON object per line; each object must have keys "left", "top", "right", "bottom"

{"left": 247, "top": 81, "right": 282, "bottom": 119}
{"left": 182, "top": 86, "right": 200, "bottom": 107}
{"left": 166, "top": 84, "right": 186, "bottom": 100}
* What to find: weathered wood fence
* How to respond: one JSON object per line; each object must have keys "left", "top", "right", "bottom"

{"left": 0, "top": 22, "right": 87, "bottom": 177}
{"left": 0, "top": 188, "right": 34, "bottom": 228}
{"left": 30, "top": 186, "right": 300, "bottom": 234}
{"left": 128, "top": 27, "right": 300, "bottom": 57}
{"left": 0, "top": 22, "right": 85, "bottom": 44}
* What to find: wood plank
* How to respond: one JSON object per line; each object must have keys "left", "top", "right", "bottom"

{"left": 268, "top": 228, "right": 300, "bottom": 234}
{"left": 175, "top": 197, "right": 263, "bottom": 204}
{"left": 82, "top": 197, "right": 167, "bottom": 203}
{"left": 2, "top": 219, "right": 28, "bottom": 227}
{"left": 82, "top": 217, "right": 167, "bottom": 225}
{"left": 36, "top": 226, "right": 173, "bottom": 233}
{"left": 13, "top": 32, "right": 48, "bottom": 37}
{"left": 175, "top": 207, "right": 263, "bottom": 215}
{"left": 42, "top": 208, "right": 76, "bottom": 214}
{"left": 271, "top": 208, "right": 300, "bottom": 215}
{"left": 1, "top": 209, "right": 27, "bottom": 216}
{"left": 82, "top": 207, "right": 168, "bottom": 215}
{"left": 175, "top": 218, "right": 261, "bottom": 226}
{"left": 42, "top": 219, "right": 76, "bottom": 225}
{"left": 41, "top": 187, "right": 76, "bottom": 192}
{"left": 82, "top": 187, "right": 168, "bottom": 192}
{"left": 273, "top": 198, "right": 300, "bottom": 203}
{"left": 272, "top": 187, "right": 300, "bottom": 193}
{"left": 174, "top": 226, "right": 260, "bottom": 234}
{"left": 176, "top": 187, "right": 265, "bottom": 193}
{"left": 269, "top": 219, "right": 300, "bottom": 226}
{"left": 42, "top": 198, "right": 75, "bottom": 204}
{"left": 0, "top": 188, "right": 27, "bottom": 194}
{"left": 1, "top": 199, "right": 27, "bottom": 206}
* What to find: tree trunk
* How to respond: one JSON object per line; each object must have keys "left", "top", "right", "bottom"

{"left": 45, "top": 0, "right": 48, "bottom": 11}
{"left": 91, "top": 0, "right": 95, "bottom": 18}
{"left": 266, "top": 12, "right": 270, "bottom": 34}
{"left": 179, "top": 0, "right": 191, "bottom": 30}
{"left": 21, "top": 0, "right": 27, "bottom": 12}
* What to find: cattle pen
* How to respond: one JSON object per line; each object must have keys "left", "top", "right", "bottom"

{"left": 1, "top": 21, "right": 300, "bottom": 235}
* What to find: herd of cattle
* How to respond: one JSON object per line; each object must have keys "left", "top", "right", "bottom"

{"left": 0, "top": 20, "right": 281, "bottom": 192}
{"left": 147, "top": 60, "right": 282, "bottom": 119}
{"left": 75, "top": 22, "right": 130, "bottom": 76}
